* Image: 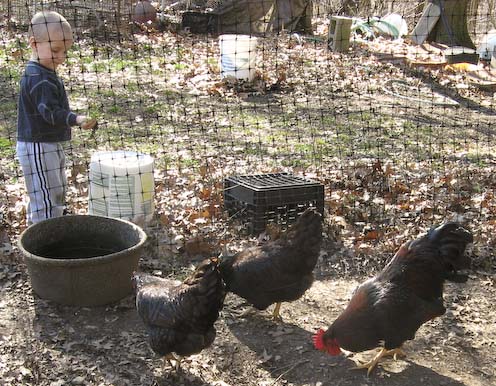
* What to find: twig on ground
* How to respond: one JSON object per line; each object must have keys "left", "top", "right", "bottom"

{"left": 269, "top": 359, "right": 310, "bottom": 386}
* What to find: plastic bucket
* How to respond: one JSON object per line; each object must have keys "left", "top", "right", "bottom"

{"left": 478, "top": 30, "right": 496, "bottom": 60}
{"left": 88, "top": 150, "right": 154, "bottom": 223}
{"left": 219, "top": 34, "right": 258, "bottom": 81}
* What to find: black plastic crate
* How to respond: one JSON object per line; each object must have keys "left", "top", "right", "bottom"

{"left": 224, "top": 173, "right": 324, "bottom": 234}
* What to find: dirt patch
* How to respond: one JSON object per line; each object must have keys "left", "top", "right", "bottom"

{"left": 1, "top": 251, "right": 494, "bottom": 386}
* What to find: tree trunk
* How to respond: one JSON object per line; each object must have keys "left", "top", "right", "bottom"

{"left": 414, "top": 0, "right": 426, "bottom": 18}
{"left": 466, "top": 0, "right": 479, "bottom": 35}
{"left": 340, "top": 0, "right": 363, "bottom": 16}
{"left": 427, "top": 0, "right": 475, "bottom": 48}
{"left": 340, "top": 0, "right": 356, "bottom": 16}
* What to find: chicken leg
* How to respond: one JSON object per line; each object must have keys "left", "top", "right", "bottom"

{"left": 352, "top": 347, "right": 406, "bottom": 376}
{"left": 272, "top": 302, "right": 282, "bottom": 320}
{"left": 164, "top": 353, "right": 183, "bottom": 371}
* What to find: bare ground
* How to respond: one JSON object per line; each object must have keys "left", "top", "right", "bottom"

{"left": 1, "top": 250, "right": 495, "bottom": 386}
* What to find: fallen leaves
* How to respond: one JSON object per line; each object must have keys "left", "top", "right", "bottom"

{"left": 183, "top": 234, "right": 216, "bottom": 257}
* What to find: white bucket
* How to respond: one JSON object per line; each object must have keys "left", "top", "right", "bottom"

{"left": 478, "top": 30, "right": 496, "bottom": 60}
{"left": 88, "top": 150, "right": 154, "bottom": 223}
{"left": 219, "top": 34, "right": 258, "bottom": 81}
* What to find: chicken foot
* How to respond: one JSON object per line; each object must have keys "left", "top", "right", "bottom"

{"left": 233, "top": 302, "right": 283, "bottom": 320}
{"left": 164, "top": 353, "right": 183, "bottom": 371}
{"left": 238, "top": 306, "right": 257, "bottom": 317}
{"left": 352, "top": 347, "right": 406, "bottom": 376}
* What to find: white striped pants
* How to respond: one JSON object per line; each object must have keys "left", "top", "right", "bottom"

{"left": 16, "top": 141, "right": 67, "bottom": 225}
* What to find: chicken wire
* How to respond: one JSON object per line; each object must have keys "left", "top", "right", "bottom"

{"left": 0, "top": 0, "right": 495, "bottom": 268}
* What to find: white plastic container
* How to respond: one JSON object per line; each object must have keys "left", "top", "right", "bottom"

{"left": 219, "top": 34, "right": 258, "bottom": 81}
{"left": 88, "top": 151, "right": 154, "bottom": 223}
{"left": 478, "top": 29, "right": 496, "bottom": 60}
{"left": 376, "top": 13, "right": 408, "bottom": 39}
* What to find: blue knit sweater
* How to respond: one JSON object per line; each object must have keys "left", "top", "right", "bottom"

{"left": 17, "top": 61, "right": 78, "bottom": 142}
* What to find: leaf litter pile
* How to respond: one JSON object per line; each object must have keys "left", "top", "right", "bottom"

{"left": 1, "top": 23, "right": 496, "bottom": 386}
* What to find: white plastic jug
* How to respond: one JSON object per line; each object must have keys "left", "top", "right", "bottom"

{"left": 219, "top": 34, "right": 258, "bottom": 81}
{"left": 88, "top": 150, "right": 154, "bottom": 223}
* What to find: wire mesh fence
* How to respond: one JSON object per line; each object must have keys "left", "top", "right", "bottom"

{"left": 1, "top": 0, "right": 495, "bottom": 271}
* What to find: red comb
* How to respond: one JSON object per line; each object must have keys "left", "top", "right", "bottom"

{"left": 312, "top": 328, "right": 326, "bottom": 350}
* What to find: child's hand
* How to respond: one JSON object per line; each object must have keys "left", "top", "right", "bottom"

{"left": 76, "top": 116, "right": 98, "bottom": 130}
{"left": 82, "top": 118, "right": 98, "bottom": 130}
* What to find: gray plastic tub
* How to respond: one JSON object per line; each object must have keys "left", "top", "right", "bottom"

{"left": 18, "top": 215, "right": 147, "bottom": 306}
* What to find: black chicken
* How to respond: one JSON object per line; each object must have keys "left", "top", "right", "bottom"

{"left": 313, "top": 222, "right": 473, "bottom": 375}
{"left": 132, "top": 257, "right": 226, "bottom": 370}
{"left": 219, "top": 208, "right": 323, "bottom": 319}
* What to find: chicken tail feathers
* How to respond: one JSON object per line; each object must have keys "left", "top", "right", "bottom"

{"left": 427, "top": 222, "right": 473, "bottom": 274}
{"left": 184, "top": 257, "right": 223, "bottom": 289}
{"left": 132, "top": 271, "right": 165, "bottom": 294}
{"left": 283, "top": 208, "right": 323, "bottom": 252}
